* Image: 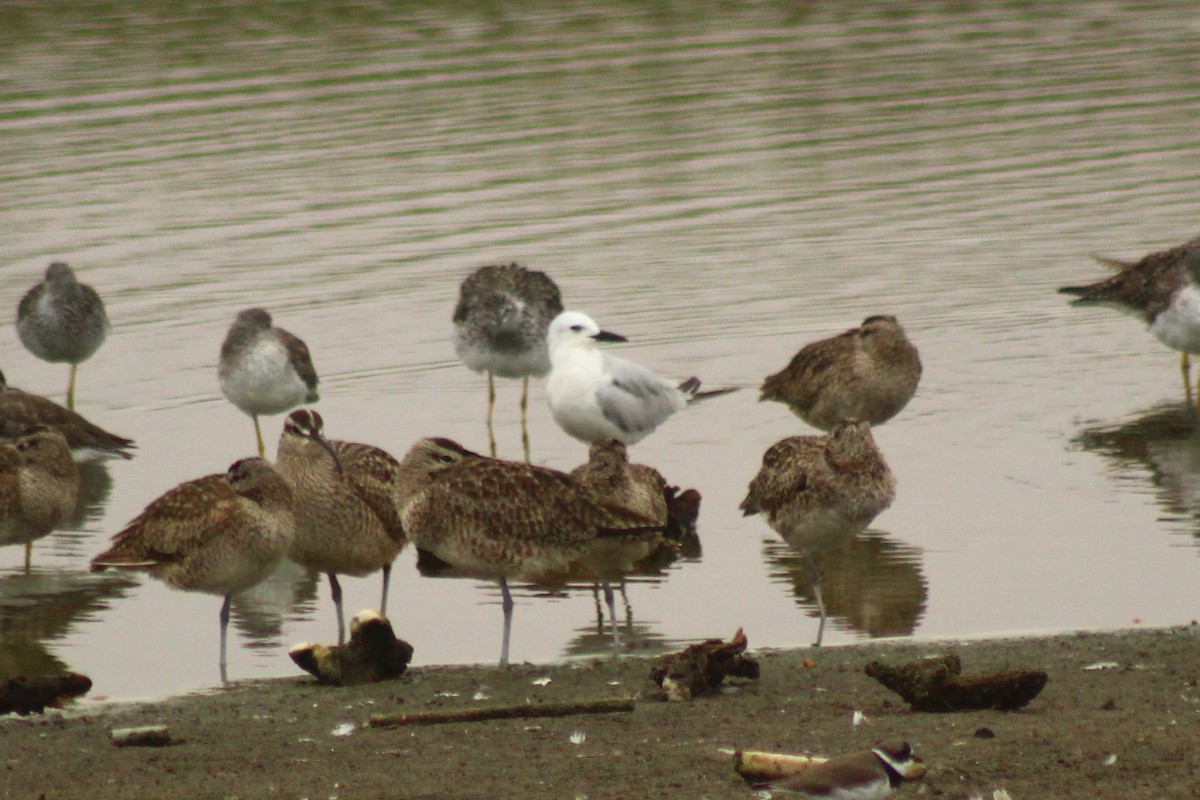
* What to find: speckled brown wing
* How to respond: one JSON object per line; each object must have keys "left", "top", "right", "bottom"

{"left": 0, "top": 446, "right": 21, "bottom": 524}
{"left": 276, "top": 328, "right": 319, "bottom": 401}
{"left": 331, "top": 440, "right": 407, "bottom": 546}
{"left": 1061, "top": 235, "right": 1200, "bottom": 321}
{"left": 760, "top": 327, "right": 857, "bottom": 412}
{"left": 739, "top": 436, "right": 826, "bottom": 518}
{"left": 0, "top": 383, "right": 135, "bottom": 457}
{"left": 92, "top": 474, "right": 236, "bottom": 566}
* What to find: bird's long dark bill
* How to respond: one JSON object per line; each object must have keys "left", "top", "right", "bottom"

{"left": 592, "top": 330, "right": 627, "bottom": 343}
{"left": 311, "top": 433, "right": 345, "bottom": 475}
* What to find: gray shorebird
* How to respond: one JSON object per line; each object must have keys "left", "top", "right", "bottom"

{"left": 546, "top": 311, "right": 737, "bottom": 447}
{"left": 740, "top": 419, "right": 895, "bottom": 646}
{"left": 275, "top": 409, "right": 407, "bottom": 645}
{"left": 1059, "top": 235, "right": 1200, "bottom": 402}
{"left": 218, "top": 308, "right": 319, "bottom": 457}
{"left": 452, "top": 263, "right": 564, "bottom": 460}
{"left": 0, "top": 427, "right": 81, "bottom": 569}
{"left": 751, "top": 742, "right": 926, "bottom": 799}
{"left": 90, "top": 457, "right": 295, "bottom": 683}
{"left": 0, "top": 369, "right": 135, "bottom": 460}
{"left": 16, "top": 262, "right": 110, "bottom": 411}
{"left": 396, "top": 436, "right": 663, "bottom": 665}
{"left": 760, "top": 315, "right": 922, "bottom": 432}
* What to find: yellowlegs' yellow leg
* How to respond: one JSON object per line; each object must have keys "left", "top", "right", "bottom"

{"left": 66, "top": 364, "right": 79, "bottom": 411}
{"left": 486, "top": 372, "right": 497, "bottom": 458}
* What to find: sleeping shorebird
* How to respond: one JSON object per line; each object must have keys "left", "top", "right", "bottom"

{"left": 396, "top": 436, "right": 663, "bottom": 665}
{"left": 452, "top": 263, "right": 564, "bottom": 460}
{"left": 90, "top": 457, "right": 295, "bottom": 683}
{"left": 1059, "top": 234, "right": 1200, "bottom": 403}
{"left": 16, "top": 262, "right": 110, "bottom": 411}
{"left": 740, "top": 419, "right": 895, "bottom": 646}
{"left": 275, "top": 410, "right": 407, "bottom": 645}
{"left": 759, "top": 315, "right": 922, "bottom": 431}
{"left": 0, "top": 427, "right": 80, "bottom": 569}
{"left": 218, "top": 308, "right": 319, "bottom": 457}
{"left": 751, "top": 742, "right": 926, "bottom": 799}
{"left": 546, "top": 311, "right": 736, "bottom": 447}
{"left": 0, "top": 369, "right": 135, "bottom": 460}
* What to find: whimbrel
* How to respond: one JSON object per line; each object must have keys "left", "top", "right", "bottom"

{"left": 760, "top": 315, "right": 922, "bottom": 431}
{"left": 16, "top": 262, "right": 110, "bottom": 411}
{"left": 0, "top": 427, "right": 80, "bottom": 568}
{"left": 396, "top": 436, "right": 663, "bottom": 665}
{"left": 275, "top": 409, "right": 406, "bottom": 645}
{"left": 452, "top": 263, "right": 563, "bottom": 460}
{"left": 218, "top": 308, "right": 319, "bottom": 457}
{"left": 90, "top": 457, "right": 295, "bottom": 683}
{"left": 0, "top": 369, "right": 135, "bottom": 460}
{"left": 740, "top": 419, "right": 895, "bottom": 646}
{"left": 1059, "top": 234, "right": 1200, "bottom": 403}
{"left": 546, "top": 311, "right": 736, "bottom": 447}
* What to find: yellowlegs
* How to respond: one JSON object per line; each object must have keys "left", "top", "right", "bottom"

{"left": 546, "top": 311, "right": 736, "bottom": 446}
{"left": 750, "top": 742, "right": 925, "bottom": 798}
{"left": 760, "top": 315, "right": 922, "bottom": 431}
{"left": 1059, "top": 235, "right": 1200, "bottom": 401}
{"left": 90, "top": 457, "right": 295, "bottom": 683}
{"left": 275, "top": 409, "right": 407, "bottom": 645}
{"left": 453, "top": 263, "right": 563, "bottom": 460}
{"left": 0, "top": 369, "right": 135, "bottom": 460}
{"left": 0, "top": 427, "right": 80, "bottom": 569}
{"left": 16, "top": 262, "right": 110, "bottom": 411}
{"left": 740, "top": 419, "right": 895, "bottom": 646}
{"left": 218, "top": 308, "right": 320, "bottom": 457}
{"left": 395, "top": 436, "right": 662, "bottom": 665}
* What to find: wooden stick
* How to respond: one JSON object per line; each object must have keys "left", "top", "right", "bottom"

{"left": 368, "top": 696, "right": 635, "bottom": 728}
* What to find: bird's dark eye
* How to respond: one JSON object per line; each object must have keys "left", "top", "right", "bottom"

{"left": 436, "top": 453, "right": 455, "bottom": 464}
{"left": 570, "top": 324, "right": 583, "bottom": 332}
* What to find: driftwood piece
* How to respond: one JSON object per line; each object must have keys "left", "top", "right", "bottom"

{"left": 733, "top": 750, "right": 829, "bottom": 782}
{"left": 864, "top": 654, "right": 1048, "bottom": 712}
{"left": 649, "top": 627, "right": 760, "bottom": 701}
{"left": 110, "top": 725, "right": 172, "bottom": 747}
{"left": 290, "top": 610, "right": 414, "bottom": 686}
{"left": 0, "top": 673, "right": 92, "bottom": 715}
{"left": 368, "top": 696, "right": 635, "bottom": 728}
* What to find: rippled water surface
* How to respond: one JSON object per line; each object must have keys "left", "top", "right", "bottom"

{"left": 3, "top": 1, "right": 1200, "bottom": 701}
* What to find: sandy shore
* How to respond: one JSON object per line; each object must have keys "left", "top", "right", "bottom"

{"left": 2, "top": 625, "right": 1199, "bottom": 799}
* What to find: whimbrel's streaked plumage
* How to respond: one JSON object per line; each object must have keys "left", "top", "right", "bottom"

{"left": 547, "top": 311, "right": 736, "bottom": 447}
{"left": 90, "top": 457, "right": 294, "bottom": 683}
{"left": 219, "top": 308, "right": 319, "bottom": 457}
{"left": 275, "top": 409, "right": 407, "bottom": 645}
{"left": 0, "top": 369, "right": 135, "bottom": 460}
{"left": 1059, "top": 235, "right": 1200, "bottom": 401}
{"left": 740, "top": 419, "right": 895, "bottom": 646}
{"left": 16, "top": 262, "right": 110, "bottom": 411}
{"left": 396, "top": 436, "right": 662, "bottom": 664}
{"left": 0, "top": 427, "right": 80, "bottom": 568}
{"left": 760, "top": 315, "right": 922, "bottom": 431}
{"left": 453, "top": 263, "right": 564, "bottom": 460}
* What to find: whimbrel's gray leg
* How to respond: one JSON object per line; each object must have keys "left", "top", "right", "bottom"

{"left": 219, "top": 595, "right": 232, "bottom": 684}
{"left": 379, "top": 563, "right": 392, "bottom": 617}
{"left": 486, "top": 372, "right": 498, "bottom": 458}
{"left": 499, "top": 577, "right": 514, "bottom": 667}
{"left": 23, "top": 542, "right": 32, "bottom": 572}
{"left": 252, "top": 414, "right": 266, "bottom": 457}
{"left": 327, "top": 572, "right": 346, "bottom": 645}
{"left": 1184, "top": 353, "right": 1196, "bottom": 409}
{"left": 520, "top": 375, "right": 531, "bottom": 463}
{"left": 600, "top": 579, "right": 621, "bottom": 653}
{"left": 66, "top": 364, "right": 79, "bottom": 411}
{"left": 806, "top": 556, "right": 827, "bottom": 647}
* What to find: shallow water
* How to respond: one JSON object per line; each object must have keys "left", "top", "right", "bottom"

{"left": 2, "top": 1, "right": 1200, "bottom": 701}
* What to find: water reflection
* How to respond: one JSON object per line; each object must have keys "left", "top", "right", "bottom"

{"left": 762, "top": 532, "right": 927, "bottom": 641}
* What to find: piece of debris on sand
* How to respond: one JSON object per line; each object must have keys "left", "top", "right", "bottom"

{"left": 864, "top": 653, "right": 1047, "bottom": 712}
{"left": 649, "top": 627, "right": 759, "bottom": 701}
{"left": 0, "top": 673, "right": 92, "bottom": 715}
{"left": 290, "top": 610, "right": 414, "bottom": 686}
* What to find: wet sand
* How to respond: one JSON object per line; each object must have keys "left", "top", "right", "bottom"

{"left": 2, "top": 625, "right": 1198, "bottom": 799}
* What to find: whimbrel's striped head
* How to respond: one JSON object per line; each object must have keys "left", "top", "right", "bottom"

{"left": 282, "top": 409, "right": 343, "bottom": 475}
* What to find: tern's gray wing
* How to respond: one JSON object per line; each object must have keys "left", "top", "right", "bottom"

{"left": 596, "top": 354, "right": 683, "bottom": 436}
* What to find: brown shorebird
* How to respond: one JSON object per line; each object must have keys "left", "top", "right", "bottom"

{"left": 16, "top": 262, "right": 110, "bottom": 411}
{"left": 90, "top": 457, "right": 295, "bottom": 683}
{"left": 740, "top": 419, "right": 895, "bottom": 646}
{"left": 275, "top": 409, "right": 407, "bottom": 645}
{"left": 396, "top": 436, "right": 662, "bottom": 665}
{"left": 218, "top": 308, "right": 319, "bottom": 457}
{"left": 547, "top": 311, "right": 737, "bottom": 447}
{"left": 453, "top": 263, "right": 564, "bottom": 460}
{"left": 1059, "top": 235, "right": 1200, "bottom": 402}
{"left": 0, "top": 369, "right": 135, "bottom": 460}
{"left": 751, "top": 742, "right": 926, "bottom": 799}
{"left": 760, "top": 315, "right": 922, "bottom": 431}
{"left": 0, "top": 427, "right": 80, "bottom": 569}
